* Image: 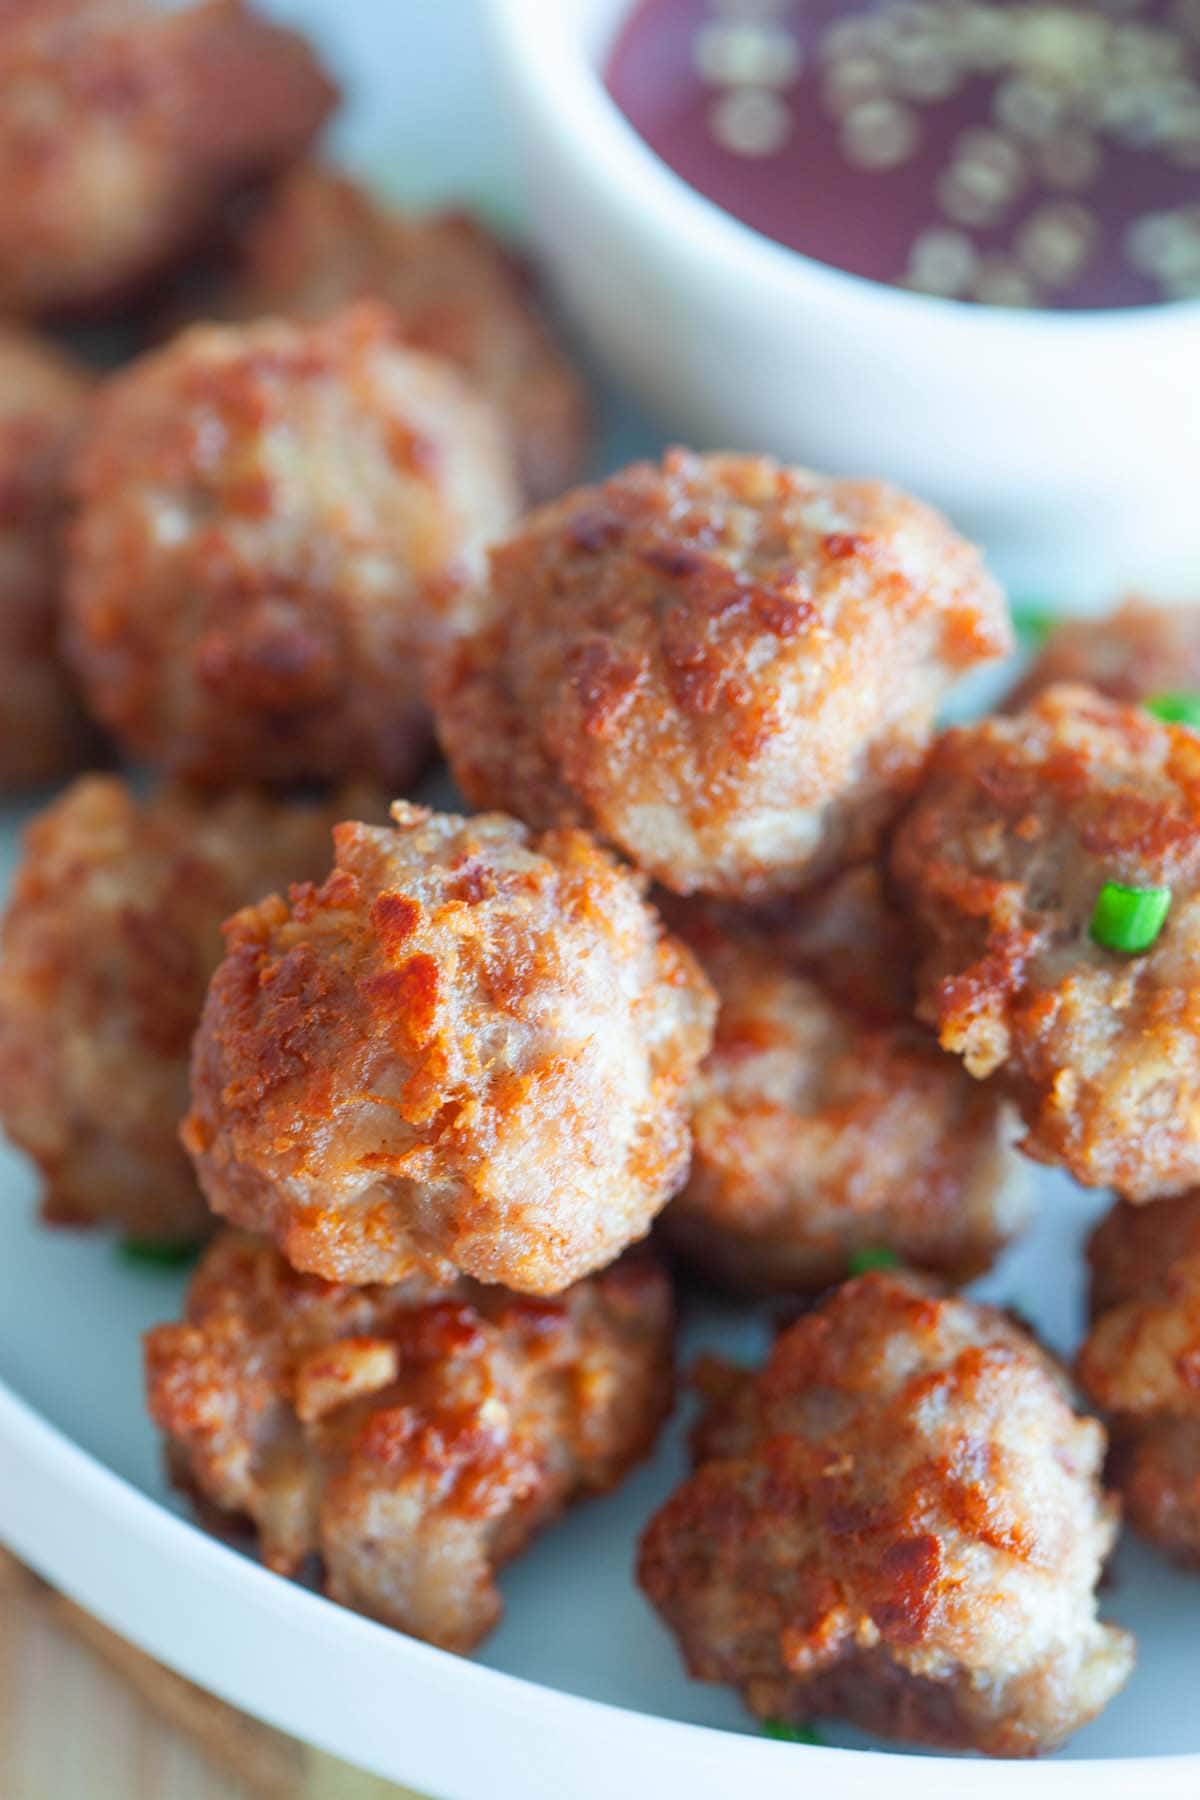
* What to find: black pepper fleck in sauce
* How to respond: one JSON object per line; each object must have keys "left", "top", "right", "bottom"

{"left": 606, "top": 0, "right": 1200, "bottom": 308}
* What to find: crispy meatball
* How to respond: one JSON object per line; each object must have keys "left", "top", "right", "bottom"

{"left": 663, "top": 875, "right": 1027, "bottom": 1294}
{"left": 184, "top": 801, "right": 716, "bottom": 1291}
{"left": 892, "top": 684, "right": 1200, "bottom": 1200}
{"left": 638, "top": 1271, "right": 1133, "bottom": 1757}
{"left": 145, "top": 1231, "right": 674, "bottom": 1651}
{"left": 0, "top": 775, "right": 365, "bottom": 1240}
{"left": 0, "top": 326, "right": 94, "bottom": 788}
{"left": 436, "top": 451, "right": 1011, "bottom": 900}
{"left": 217, "top": 164, "right": 588, "bottom": 503}
{"left": 0, "top": 0, "right": 334, "bottom": 317}
{"left": 64, "top": 305, "right": 520, "bottom": 787}
{"left": 1079, "top": 1196, "right": 1200, "bottom": 1565}
{"left": 1010, "top": 598, "right": 1200, "bottom": 711}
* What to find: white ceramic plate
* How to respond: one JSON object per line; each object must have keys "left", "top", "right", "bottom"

{"left": 1, "top": 3, "right": 1198, "bottom": 1794}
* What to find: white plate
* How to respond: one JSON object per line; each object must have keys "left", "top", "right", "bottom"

{"left": 1, "top": 3, "right": 1198, "bottom": 1794}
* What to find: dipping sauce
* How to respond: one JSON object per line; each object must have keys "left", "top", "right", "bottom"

{"left": 607, "top": 0, "right": 1200, "bottom": 307}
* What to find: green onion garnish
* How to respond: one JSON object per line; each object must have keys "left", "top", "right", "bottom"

{"left": 1090, "top": 882, "right": 1171, "bottom": 955}
{"left": 763, "top": 1718, "right": 823, "bottom": 1745}
{"left": 118, "top": 1238, "right": 202, "bottom": 1270}
{"left": 1011, "top": 604, "right": 1057, "bottom": 648}
{"left": 848, "top": 1245, "right": 900, "bottom": 1276}
{"left": 1146, "top": 693, "right": 1200, "bottom": 730}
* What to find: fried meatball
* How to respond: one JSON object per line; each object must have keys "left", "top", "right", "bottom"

{"left": 436, "top": 450, "right": 1011, "bottom": 900}
{"left": 146, "top": 1231, "right": 673, "bottom": 1651}
{"left": 0, "top": 326, "right": 94, "bottom": 788}
{"left": 184, "top": 801, "right": 716, "bottom": 1291}
{"left": 64, "top": 305, "right": 520, "bottom": 787}
{"left": 0, "top": 0, "right": 334, "bottom": 316}
{"left": 217, "top": 164, "right": 588, "bottom": 503}
{"left": 663, "top": 875, "right": 1027, "bottom": 1294}
{"left": 638, "top": 1271, "right": 1133, "bottom": 1757}
{"left": 892, "top": 684, "right": 1200, "bottom": 1200}
{"left": 0, "top": 775, "right": 366, "bottom": 1240}
{"left": 1010, "top": 598, "right": 1200, "bottom": 712}
{"left": 1079, "top": 1196, "right": 1200, "bottom": 1564}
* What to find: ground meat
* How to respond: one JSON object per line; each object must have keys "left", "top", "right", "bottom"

{"left": 145, "top": 1231, "right": 674, "bottom": 1651}
{"left": 215, "top": 163, "right": 588, "bottom": 503}
{"left": 662, "top": 875, "right": 1027, "bottom": 1294}
{"left": 0, "top": 775, "right": 368, "bottom": 1240}
{"left": 436, "top": 450, "right": 1010, "bottom": 900}
{"left": 638, "top": 1270, "right": 1133, "bottom": 1757}
{"left": 0, "top": 325, "right": 95, "bottom": 788}
{"left": 1010, "top": 598, "right": 1200, "bottom": 711}
{"left": 64, "top": 304, "right": 519, "bottom": 787}
{"left": 891, "top": 684, "right": 1200, "bottom": 1200}
{"left": 1079, "top": 1195, "right": 1200, "bottom": 1565}
{"left": 184, "top": 801, "right": 716, "bottom": 1292}
{"left": 0, "top": 0, "right": 335, "bottom": 316}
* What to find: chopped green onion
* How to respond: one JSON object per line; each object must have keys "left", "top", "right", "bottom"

{"left": 118, "top": 1238, "right": 202, "bottom": 1270}
{"left": 1146, "top": 693, "right": 1200, "bottom": 730}
{"left": 1011, "top": 603, "right": 1057, "bottom": 648}
{"left": 1090, "top": 882, "right": 1171, "bottom": 955}
{"left": 762, "top": 1718, "right": 823, "bottom": 1745}
{"left": 848, "top": 1245, "right": 900, "bottom": 1276}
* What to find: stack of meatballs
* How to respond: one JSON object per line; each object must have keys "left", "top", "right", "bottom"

{"left": 3, "top": 0, "right": 1200, "bottom": 1765}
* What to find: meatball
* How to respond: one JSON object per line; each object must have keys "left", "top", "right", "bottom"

{"left": 217, "top": 164, "right": 588, "bottom": 503}
{"left": 146, "top": 1231, "right": 674, "bottom": 1651}
{"left": 892, "top": 684, "right": 1200, "bottom": 1200}
{"left": 663, "top": 875, "right": 1027, "bottom": 1294}
{"left": 638, "top": 1271, "right": 1133, "bottom": 1757}
{"left": 1079, "top": 1196, "right": 1200, "bottom": 1565}
{"left": 0, "top": 326, "right": 94, "bottom": 789}
{"left": 436, "top": 451, "right": 1011, "bottom": 900}
{"left": 64, "top": 305, "right": 520, "bottom": 787}
{"left": 0, "top": 0, "right": 335, "bottom": 316}
{"left": 1010, "top": 598, "right": 1200, "bottom": 711}
{"left": 0, "top": 775, "right": 366, "bottom": 1240}
{"left": 184, "top": 801, "right": 716, "bottom": 1292}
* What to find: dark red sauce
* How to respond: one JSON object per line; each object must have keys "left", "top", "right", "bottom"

{"left": 606, "top": 0, "right": 1200, "bottom": 308}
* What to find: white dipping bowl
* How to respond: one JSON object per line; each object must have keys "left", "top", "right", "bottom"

{"left": 484, "top": 0, "right": 1200, "bottom": 607}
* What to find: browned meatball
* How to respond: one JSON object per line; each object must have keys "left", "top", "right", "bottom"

{"left": 0, "top": 326, "right": 95, "bottom": 788}
{"left": 0, "top": 0, "right": 335, "bottom": 316}
{"left": 0, "top": 775, "right": 367, "bottom": 1240}
{"left": 437, "top": 451, "right": 1011, "bottom": 900}
{"left": 217, "top": 164, "right": 588, "bottom": 503}
{"left": 663, "top": 875, "right": 1028, "bottom": 1294}
{"left": 1079, "top": 1196, "right": 1200, "bottom": 1565}
{"left": 638, "top": 1271, "right": 1133, "bottom": 1757}
{"left": 64, "top": 305, "right": 519, "bottom": 787}
{"left": 146, "top": 1231, "right": 673, "bottom": 1651}
{"left": 184, "top": 801, "right": 716, "bottom": 1292}
{"left": 1010, "top": 598, "right": 1200, "bottom": 711}
{"left": 892, "top": 684, "right": 1200, "bottom": 1200}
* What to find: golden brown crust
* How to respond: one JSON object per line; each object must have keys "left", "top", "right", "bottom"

{"left": 892, "top": 684, "right": 1200, "bottom": 1200}
{"left": 1079, "top": 1196, "right": 1200, "bottom": 1564}
{"left": 0, "top": 0, "right": 335, "bottom": 316}
{"left": 0, "top": 775, "right": 370, "bottom": 1239}
{"left": 65, "top": 305, "right": 520, "bottom": 786}
{"left": 0, "top": 325, "right": 96, "bottom": 788}
{"left": 185, "top": 801, "right": 716, "bottom": 1291}
{"left": 145, "top": 1231, "right": 674, "bottom": 1650}
{"left": 217, "top": 164, "right": 589, "bottom": 503}
{"left": 1010, "top": 599, "right": 1200, "bottom": 712}
{"left": 639, "top": 1271, "right": 1132, "bottom": 1757}
{"left": 661, "top": 878, "right": 1028, "bottom": 1294}
{"left": 436, "top": 450, "right": 1010, "bottom": 900}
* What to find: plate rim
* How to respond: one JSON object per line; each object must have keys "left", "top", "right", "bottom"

{"left": 2, "top": 1377, "right": 1197, "bottom": 1798}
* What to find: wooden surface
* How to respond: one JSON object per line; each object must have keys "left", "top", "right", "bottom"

{"left": 0, "top": 1549, "right": 424, "bottom": 1800}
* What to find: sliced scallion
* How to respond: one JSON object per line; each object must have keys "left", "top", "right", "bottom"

{"left": 1089, "top": 881, "right": 1171, "bottom": 955}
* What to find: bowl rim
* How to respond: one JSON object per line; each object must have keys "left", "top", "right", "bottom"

{"left": 483, "top": 0, "right": 1200, "bottom": 345}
